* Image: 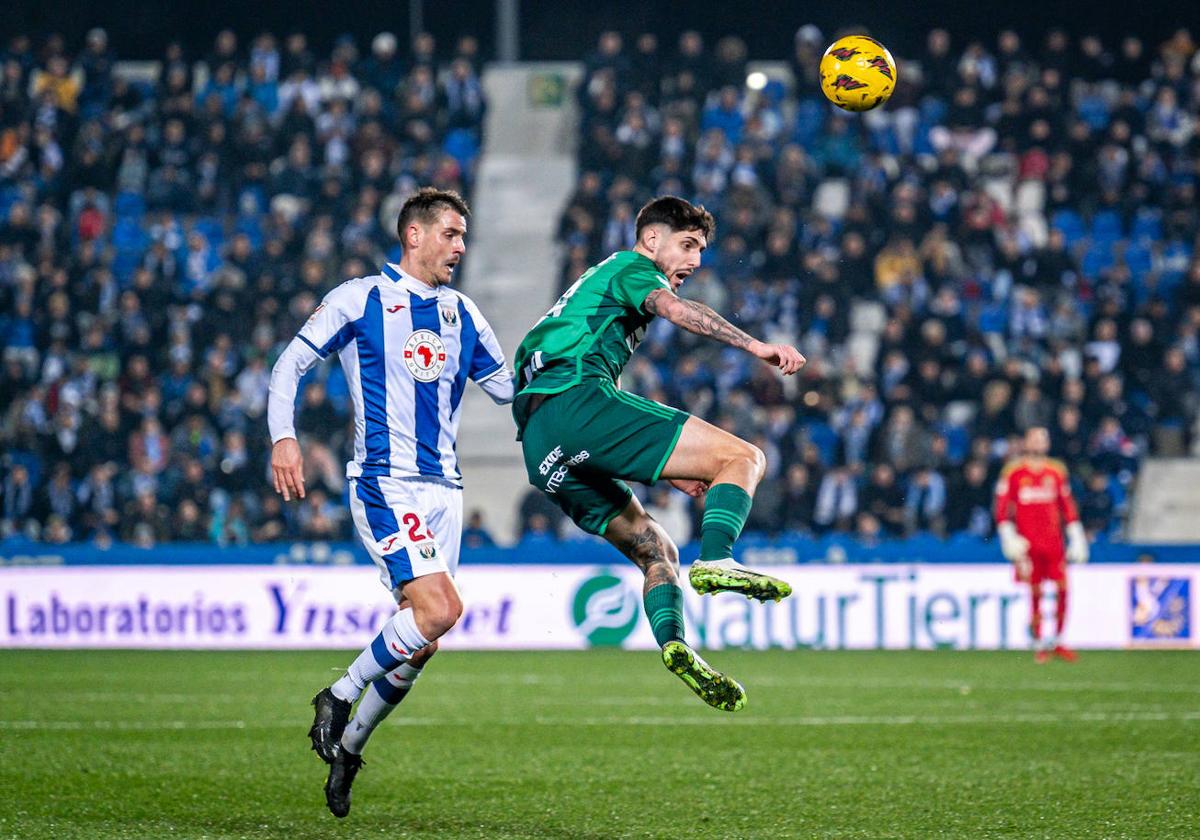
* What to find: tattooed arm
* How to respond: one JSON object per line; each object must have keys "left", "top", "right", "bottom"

{"left": 642, "top": 288, "right": 807, "bottom": 375}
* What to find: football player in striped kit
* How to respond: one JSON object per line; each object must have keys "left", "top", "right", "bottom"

{"left": 268, "top": 188, "right": 514, "bottom": 817}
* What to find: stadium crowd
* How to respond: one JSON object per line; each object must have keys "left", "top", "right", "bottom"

{"left": 543, "top": 26, "right": 1200, "bottom": 545}
{"left": 0, "top": 28, "right": 486, "bottom": 546}
{"left": 3, "top": 24, "right": 1200, "bottom": 548}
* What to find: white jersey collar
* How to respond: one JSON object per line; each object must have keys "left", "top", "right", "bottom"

{"left": 381, "top": 262, "right": 444, "bottom": 298}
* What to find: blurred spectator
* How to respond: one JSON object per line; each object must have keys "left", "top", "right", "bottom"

{"left": 1080, "top": 472, "right": 1115, "bottom": 539}
{"left": 519, "top": 488, "right": 565, "bottom": 538}
{"left": 462, "top": 509, "right": 496, "bottom": 549}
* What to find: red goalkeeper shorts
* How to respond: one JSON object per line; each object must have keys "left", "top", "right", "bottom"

{"left": 1022, "top": 543, "right": 1066, "bottom": 585}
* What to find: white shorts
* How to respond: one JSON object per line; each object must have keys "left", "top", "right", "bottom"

{"left": 348, "top": 476, "right": 463, "bottom": 593}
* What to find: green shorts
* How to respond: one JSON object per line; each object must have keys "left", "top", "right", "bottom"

{"left": 518, "top": 379, "right": 690, "bottom": 535}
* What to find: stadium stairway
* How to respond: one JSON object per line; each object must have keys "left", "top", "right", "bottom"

{"left": 1127, "top": 457, "right": 1200, "bottom": 543}
{"left": 456, "top": 63, "right": 583, "bottom": 544}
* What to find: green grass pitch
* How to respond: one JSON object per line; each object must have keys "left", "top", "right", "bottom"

{"left": 1, "top": 649, "right": 1197, "bottom": 839}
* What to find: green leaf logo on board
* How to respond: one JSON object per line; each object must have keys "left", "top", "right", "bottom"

{"left": 571, "top": 570, "right": 640, "bottom": 647}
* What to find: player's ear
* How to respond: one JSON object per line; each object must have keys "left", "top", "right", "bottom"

{"left": 641, "top": 225, "right": 657, "bottom": 252}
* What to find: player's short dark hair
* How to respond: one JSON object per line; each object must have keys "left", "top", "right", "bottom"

{"left": 396, "top": 187, "right": 471, "bottom": 240}
{"left": 635, "top": 196, "right": 716, "bottom": 241}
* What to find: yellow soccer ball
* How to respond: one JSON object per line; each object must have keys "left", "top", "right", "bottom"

{"left": 819, "top": 35, "right": 897, "bottom": 112}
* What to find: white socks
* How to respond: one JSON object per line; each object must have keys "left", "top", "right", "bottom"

{"left": 339, "top": 662, "right": 424, "bottom": 755}
{"left": 331, "top": 608, "right": 430, "bottom": 703}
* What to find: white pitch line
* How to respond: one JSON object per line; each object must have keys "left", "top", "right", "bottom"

{"left": 2, "top": 710, "right": 1198, "bottom": 732}
{"left": 542, "top": 710, "right": 1200, "bottom": 727}
{"left": 726, "top": 675, "right": 1200, "bottom": 695}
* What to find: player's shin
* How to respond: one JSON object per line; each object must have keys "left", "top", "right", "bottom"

{"left": 1029, "top": 583, "right": 1045, "bottom": 649}
{"left": 340, "top": 661, "right": 424, "bottom": 755}
{"left": 331, "top": 607, "right": 431, "bottom": 703}
{"left": 1054, "top": 584, "right": 1068, "bottom": 639}
{"left": 690, "top": 482, "right": 791, "bottom": 601}
{"left": 698, "top": 483, "right": 752, "bottom": 561}
{"left": 644, "top": 581, "right": 685, "bottom": 646}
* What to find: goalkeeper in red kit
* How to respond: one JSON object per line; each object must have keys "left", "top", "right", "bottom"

{"left": 994, "top": 427, "right": 1090, "bottom": 662}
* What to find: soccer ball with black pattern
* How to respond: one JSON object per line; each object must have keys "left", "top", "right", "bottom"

{"left": 819, "top": 35, "right": 897, "bottom": 112}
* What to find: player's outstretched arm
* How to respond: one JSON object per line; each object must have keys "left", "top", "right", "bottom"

{"left": 643, "top": 288, "right": 806, "bottom": 375}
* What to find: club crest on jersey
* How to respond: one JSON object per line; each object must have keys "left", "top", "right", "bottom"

{"left": 440, "top": 306, "right": 459, "bottom": 326}
{"left": 419, "top": 544, "right": 438, "bottom": 560}
{"left": 404, "top": 330, "right": 447, "bottom": 382}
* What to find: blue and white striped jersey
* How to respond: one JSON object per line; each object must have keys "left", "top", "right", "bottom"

{"left": 268, "top": 263, "right": 514, "bottom": 485}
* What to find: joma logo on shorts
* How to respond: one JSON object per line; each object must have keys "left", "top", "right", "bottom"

{"left": 539, "top": 446, "right": 564, "bottom": 476}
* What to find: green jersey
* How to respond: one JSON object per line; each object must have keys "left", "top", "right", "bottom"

{"left": 512, "top": 250, "right": 671, "bottom": 428}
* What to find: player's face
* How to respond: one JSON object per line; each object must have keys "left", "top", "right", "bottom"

{"left": 653, "top": 228, "right": 707, "bottom": 291}
{"left": 1025, "top": 427, "right": 1050, "bottom": 457}
{"left": 413, "top": 210, "right": 467, "bottom": 286}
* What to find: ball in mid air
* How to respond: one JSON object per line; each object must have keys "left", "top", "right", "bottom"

{"left": 819, "top": 35, "right": 897, "bottom": 112}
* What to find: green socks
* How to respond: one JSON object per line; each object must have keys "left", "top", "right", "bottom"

{"left": 700, "top": 483, "right": 753, "bottom": 561}
{"left": 644, "top": 583, "right": 685, "bottom": 646}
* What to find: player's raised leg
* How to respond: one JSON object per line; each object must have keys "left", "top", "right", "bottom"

{"left": 604, "top": 496, "right": 745, "bottom": 711}
{"left": 659, "top": 416, "right": 792, "bottom": 602}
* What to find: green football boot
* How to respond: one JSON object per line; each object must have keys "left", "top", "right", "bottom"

{"left": 661, "top": 640, "right": 746, "bottom": 712}
{"left": 689, "top": 558, "right": 792, "bottom": 602}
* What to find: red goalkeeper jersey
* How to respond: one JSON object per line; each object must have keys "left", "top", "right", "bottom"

{"left": 993, "top": 457, "right": 1079, "bottom": 551}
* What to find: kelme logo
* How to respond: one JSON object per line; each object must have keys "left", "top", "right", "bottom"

{"left": 571, "top": 571, "right": 640, "bottom": 647}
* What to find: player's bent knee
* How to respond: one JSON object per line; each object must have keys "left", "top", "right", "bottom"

{"left": 408, "top": 578, "right": 463, "bottom": 640}
{"left": 418, "top": 602, "right": 460, "bottom": 640}
{"left": 745, "top": 443, "right": 767, "bottom": 481}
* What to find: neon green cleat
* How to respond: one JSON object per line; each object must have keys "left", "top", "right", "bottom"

{"left": 661, "top": 640, "right": 746, "bottom": 712}
{"left": 688, "top": 558, "right": 793, "bottom": 602}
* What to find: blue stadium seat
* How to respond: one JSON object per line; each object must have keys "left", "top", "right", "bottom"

{"left": 803, "top": 420, "right": 839, "bottom": 466}
{"left": 114, "top": 191, "right": 146, "bottom": 220}
{"left": 1082, "top": 242, "right": 1115, "bottom": 276}
{"left": 1076, "top": 93, "right": 1111, "bottom": 130}
{"left": 919, "top": 97, "right": 948, "bottom": 125}
{"left": 325, "top": 364, "right": 350, "bottom": 414}
{"left": 792, "top": 99, "right": 825, "bottom": 146}
{"left": 1124, "top": 243, "right": 1152, "bottom": 278}
{"left": 1091, "top": 209, "right": 1124, "bottom": 241}
{"left": 193, "top": 218, "right": 225, "bottom": 249}
{"left": 443, "top": 129, "right": 480, "bottom": 171}
{"left": 1050, "top": 209, "right": 1086, "bottom": 246}
{"left": 1131, "top": 210, "right": 1162, "bottom": 243}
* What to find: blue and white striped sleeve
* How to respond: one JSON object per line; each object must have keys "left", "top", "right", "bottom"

{"left": 267, "top": 284, "right": 358, "bottom": 443}
{"left": 296, "top": 284, "right": 359, "bottom": 359}
{"left": 462, "top": 297, "right": 514, "bottom": 405}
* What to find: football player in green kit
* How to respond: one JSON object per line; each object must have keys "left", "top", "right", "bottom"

{"left": 513, "top": 196, "right": 806, "bottom": 710}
